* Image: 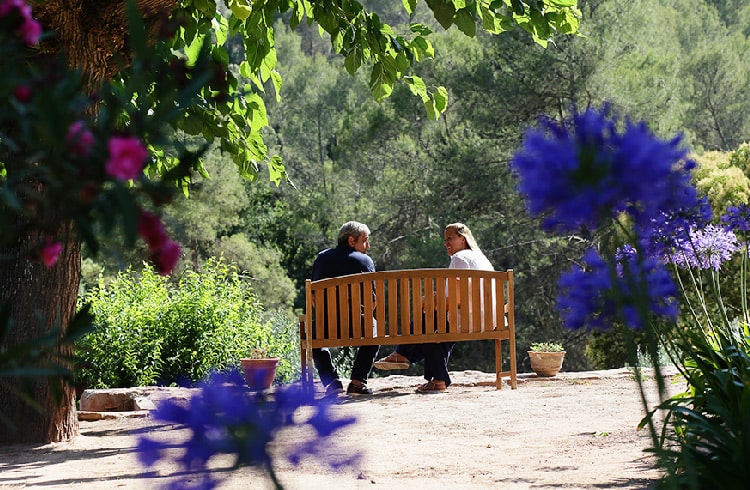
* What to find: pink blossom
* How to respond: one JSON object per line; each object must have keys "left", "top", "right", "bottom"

{"left": 13, "top": 85, "right": 32, "bottom": 103}
{"left": 0, "top": 0, "right": 30, "bottom": 17}
{"left": 151, "top": 240, "right": 181, "bottom": 275}
{"left": 105, "top": 136, "right": 148, "bottom": 181}
{"left": 0, "top": 0, "right": 41, "bottom": 45}
{"left": 138, "top": 210, "right": 168, "bottom": 251}
{"left": 41, "top": 241, "right": 63, "bottom": 267}
{"left": 19, "top": 16, "right": 40, "bottom": 44}
{"left": 66, "top": 121, "right": 94, "bottom": 156}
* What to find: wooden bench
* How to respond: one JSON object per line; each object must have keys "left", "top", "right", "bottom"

{"left": 299, "top": 268, "right": 517, "bottom": 389}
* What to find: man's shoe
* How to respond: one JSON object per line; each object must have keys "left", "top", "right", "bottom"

{"left": 346, "top": 381, "right": 373, "bottom": 396}
{"left": 374, "top": 352, "right": 410, "bottom": 370}
{"left": 416, "top": 379, "right": 447, "bottom": 394}
{"left": 325, "top": 379, "right": 344, "bottom": 398}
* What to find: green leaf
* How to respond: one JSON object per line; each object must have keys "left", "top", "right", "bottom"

{"left": 395, "top": 51, "right": 411, "bottom": 75}
{"left": 424, "top": 98, "right": 439, "bottom": 121}
{"left": 270, "top": 71, "right": 282, "bottom": 102}
{"left": 411, "top": 36, "right": 434, "bottom": 61}
{"left": 239, "top": 60, "right": 253, "bottom": 79}
{"left": 245, "top": 93, "right": 268, "bottom": 133}
{"left": 402, "top": 0, "right": 417, "bottom": 15}
{"left": 184, "top": 33, "right": 206, "bottom": 65}
{"left": 433, "top": 86, "right": 448, "bottom": 113}
{"left": 228, "top": 0, "right": 252, "bottom": 21}
{"left": 268, "top": 156, "right": 286, "bottom": 186}
{"left": 369, "top": 62, "right": 393, "bottom": 101}
{"left": 429, "top": 0, "right": 457, "bottom": 29}
{"left": 345, "top": 51, "right": 362, "bottom": 75}
{"left": 193, "top": 0, "right": 215, "bottom": 15}
{"left": 455, "top": 9, "right": 476, "bottom": 37}
{"left": 404, "top": 76, "right": 428, "bottom": 101}
{"left": 213, "top": 15, "right": 229, "bottom": 46}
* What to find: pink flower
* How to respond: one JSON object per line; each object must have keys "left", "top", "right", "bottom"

{"left": 66, "top": 121, "right": 94, "bottom": 156}
{"left": 19, "top": 16, "right": 40, "bottom": 44}
{"left": 0, "top": 0, "right": 41, "bottom": 45}
{"left": 138, "top": 210, "right": 168, "bottom": 252}
{"left": 13, "top": 85, "right": 32, "bottom": 103}
{"left": 105, "top": 136, "right": 148, "bottom": 181}
{"left": 41, "top": 241, "right": 63, "bottom": 267}
{"left": 0, "top": 0, "right": 30, "bottom": 17}
{"left": 151, "top": 240, "right": 181, "bottom": 275}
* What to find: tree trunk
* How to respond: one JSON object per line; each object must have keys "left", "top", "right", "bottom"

{"left": 0, "top": 0, "right": 176, "bottom": 445}
{"left": 0, "top": 222, "right": 81, "bottom": 443}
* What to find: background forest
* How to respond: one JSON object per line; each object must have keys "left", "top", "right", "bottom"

{"left": 81, "top": 0, "right": 750, "bottom": 376}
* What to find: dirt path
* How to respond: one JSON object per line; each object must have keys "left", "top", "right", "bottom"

{"left": 0, "top": 368, "right": 680, "bottom": 489}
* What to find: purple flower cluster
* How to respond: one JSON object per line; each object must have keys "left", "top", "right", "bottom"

{"left": 137, "top": 371, "right": 359, "bottom": 489}
{"left": 511, "top": 106, "right": 707, "bottom": 332}
{"left": 511, "top": 106, "right": 700, "bottom": 234}
{"left": 557, "top": 248, "right": 679, "bottom": 331}
{"left": 665, "top": 224, "right": 740, "bottom": 271}
{"left": 637, "top": 197, "right": 713, "bottom": 261}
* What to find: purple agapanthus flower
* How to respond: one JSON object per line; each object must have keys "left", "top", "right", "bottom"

{"left": 665, "top": 224, "right": 740, "bottom": 271}
{"left": 637, "top": 196, "right": 713, "bottom": 261}
{"left": 511, "top": 106, "right": 700, "bottom": 234}
{"left": 721, "top": 204, "right": 750, "bottom": 233}
{"left": 137, "top": 371, "right": 359, "bottom": 489}
{"left": 558, "top": 248, "right": 679, "bottom": 331}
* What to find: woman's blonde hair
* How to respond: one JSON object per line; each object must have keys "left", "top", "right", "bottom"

{"left": 445, "top": 222, "right": 480, "bottom": 251}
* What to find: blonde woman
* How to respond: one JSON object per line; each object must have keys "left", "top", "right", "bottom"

{"left": 374, "top": 223, "right": 494, "bottom": 393}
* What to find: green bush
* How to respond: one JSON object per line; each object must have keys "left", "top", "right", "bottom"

{"left": 76, "top": 258, "right": 299, "bottom": 388}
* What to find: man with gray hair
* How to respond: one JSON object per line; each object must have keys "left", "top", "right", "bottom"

{"left": 311, "top": 221, "right": 380, "bottom": 397}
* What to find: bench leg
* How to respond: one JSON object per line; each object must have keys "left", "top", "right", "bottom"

{"left": 495, "top": 338, "right": 502, "bottom": 390}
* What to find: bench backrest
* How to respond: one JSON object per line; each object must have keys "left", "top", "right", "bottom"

{"left": 303, "top": 268, "right": 514, "bottom": 347}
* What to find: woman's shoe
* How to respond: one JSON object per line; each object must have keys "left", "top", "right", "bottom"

{"left": 374, "top": 352, "right": 410, "bottom": 370}
{"left": 416, "top": 379, "right": 447, "bottom": 394}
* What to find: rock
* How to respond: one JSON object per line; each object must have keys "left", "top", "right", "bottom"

{"left": 79, "top": 388, "right": 138, "bottom": 412}
{"left": 78, "top": 386, "right": 197, "bottom": 420}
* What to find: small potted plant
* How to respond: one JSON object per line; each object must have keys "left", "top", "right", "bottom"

{"left": 240, "top": 348, "right": 280, "bottom": 391}
{"left": 528, "top": 341, "right": 566, "bottom": 377}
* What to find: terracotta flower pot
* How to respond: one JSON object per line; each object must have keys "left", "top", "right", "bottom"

{"left": 528, "top": 351, "right": 566, "bottom": 377}
{"left": 240, "top": 357, "right": 280, "bottom": 390}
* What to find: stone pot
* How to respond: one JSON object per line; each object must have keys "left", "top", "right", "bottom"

{"left": 240, "top": 357, "right": 280, "bottom": 390}
{"left": 528, "top": 351, "right": 566, "bottom": 377}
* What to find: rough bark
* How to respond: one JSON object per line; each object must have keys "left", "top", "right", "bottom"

{"left": 0, "top": 222, "right": 81, "bottom": 443}
{"left": 34, "top": 0, "right": 177, "bottom": 85}
{"left": 0, "top": 0, "right": 176, "bottom": 444}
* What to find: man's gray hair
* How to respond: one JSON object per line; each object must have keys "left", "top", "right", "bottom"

{"left": 337, "top": 221, "right": 370, "bottom": 247}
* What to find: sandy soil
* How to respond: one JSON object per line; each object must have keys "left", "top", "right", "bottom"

{"left": 0, "top": 368, "right": 682, "bottom": 490}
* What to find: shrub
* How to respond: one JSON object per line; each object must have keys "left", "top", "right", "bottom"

{"left": 76, "top": 258, "right": 297, "bottom": 388}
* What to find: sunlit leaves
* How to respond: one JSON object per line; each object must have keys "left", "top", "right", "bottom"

{"left": 166, "top": 0, "right": 580, "bottom": 188}
{"left": 268, "top": 155, "right": 286, "bottom": 186}
{"left": 404, "top": 77, "right": 448, "bottom": 121}
{"left": 402, "top": 0, "right": 417, "bottom": 15}
{"left": 212, "top": 15, "right": 229, "bottom": 46}
{"left": 183, "top": 31, "right": 206, "bottom": 65}
{"left": 227, "top": 0, "right": 252, "bottom": 20}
